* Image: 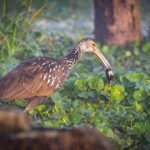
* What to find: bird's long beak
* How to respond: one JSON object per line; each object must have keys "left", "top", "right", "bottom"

{"left": 93, "top": 47, "right": 114, "bottom": 82}
{"left": 93, "top": 47, "right": 112, "bottom": 69}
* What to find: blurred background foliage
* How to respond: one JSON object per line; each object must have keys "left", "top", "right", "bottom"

{"left": 0, "top": 0, "right": 150, "bottom": 150}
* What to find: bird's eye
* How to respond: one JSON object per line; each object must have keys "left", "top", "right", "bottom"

{"left": 92, "top": 44, "right": 96, "bottom": 46}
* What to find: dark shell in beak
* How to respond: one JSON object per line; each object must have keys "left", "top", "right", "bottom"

{"left": 106, "top": 69, "right": 113, "bottom": 83}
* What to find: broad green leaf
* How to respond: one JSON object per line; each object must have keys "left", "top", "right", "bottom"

{"left": 96, "top": 42, "right": 101, "bottom": 49}
{"left": 37, "top": 104, "right": 46, "bottom": 111}
{"left": 135, "top": 81, "right": 148, "bottom": 90}
{"left": 74, "top": 79, "right": 87, "bottom": 91}
{"left": 142, "top": 43, "right": 150, "bottom": 53}
{"left": 86, "top": 91, "right": 96, "bottom": 98}
{"left": 72, "top": 100, "right": 86, "bottom": 110}
{"left": 104, "top": 84, "right": 111, "bottom": 94}
{"left": 145, "top": 80, "right": 150, "bottom": 89}
{"left": 83, "top": 110, "right": 93, "bottom": 117}
{"left": 134, "top": 101, "right": 143, "bottom": 112}
{"left": 126, "top": 73, "right": 137, "bottom": 82}
{"left": 78, "top": 35, "right": 84, "bottom": 41}
{"left": 71, "top": 114, "right": 82, "bottom": 124}
{"left": 133, "top": 89, "right": 147, "bottom": 101}
{"left": 28, "top": 109, "right": 35, "bottom": 115}
{"left": 134, "top": 40, "right": 141, "bottom": 47}
{"left": 111, "top": 85, "right": 125, "bottom": 102}
{"left": 127, "top": 93, "right": 135, "bottom": 105}
{"left": 93, "top": 115, "right": 107, "bottom": 126}
{"left": 134, "top": 48, "right": 140, "bottom": 56}
{"left": 78, "top": 92, "right": 89, "bottom": 99}
{"left": 60, "top": 115, "right": 69, "bottom": 123}
{"left": 133, "top": 122, "right": 146, "bottom": 134}
{"left": 126, "top": 73, "right": 146, "bottom": 83}
{"left": 147, "top": 109, "right": 150, "bottom": 115}
{"left": 97, "top": 126, "right": 114, "bottom": 136}
{"left": 15, "top": 100, "right": 28, "bottom": 107}
{"left": 88, "top": 77, "right": 104, "bottom": 91}
{"left": 134, "top": 73, "right": 146, "bottom": 80}
{"left": 115, "top": 104, "right": 125, "bottom": 115}
{"left": 125, "top": 51, "right": 132, "bottom": 57}
{"left": 102, "top": 45, "right": 109, "bottom": 53}
{"left": 43, "top": 120, "right": 60, "bottom": 128}
{"left": 78, "top": 91, "right": 96, "bottom": 99}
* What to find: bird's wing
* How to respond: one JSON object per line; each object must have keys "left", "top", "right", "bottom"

{"left": 21, "top": 57, "right": 64, "bottom": 97}
{"left": 0, "top": 57, "right": 64, "bottom": 100}
{"left": 0, "top": 68, "right": 33, "bottom": 100}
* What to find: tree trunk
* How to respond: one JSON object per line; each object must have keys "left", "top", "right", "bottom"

{"left": 94, "top": 0, "right": 142, "bottom": 46}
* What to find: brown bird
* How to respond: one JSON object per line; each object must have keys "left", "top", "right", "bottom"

{"left": 0, "top": 38, "right": 113, "bottom": 111}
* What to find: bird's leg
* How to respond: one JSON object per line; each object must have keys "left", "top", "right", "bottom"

{"left": 24, "top": 96, "right": 45, "bottom": 112}
{"left": 54, "top": 94, "right": 59, "bottom": 113}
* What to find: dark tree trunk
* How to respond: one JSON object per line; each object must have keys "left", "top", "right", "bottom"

{"left": 94, "top": 0, "right": 142, "bottom": 46}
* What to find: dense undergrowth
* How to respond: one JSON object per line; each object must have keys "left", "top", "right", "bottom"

{"left": 0, "top": 0, "right": 150, "bottom": 150}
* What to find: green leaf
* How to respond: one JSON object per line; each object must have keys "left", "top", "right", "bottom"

{"left": 37, "top": 104, "right": 46, "bottom": 111}
{"left": 133, "top": 122, "right": 146, "bottom": 134}
{"left": 134, "top": 48, "right": 140, "bottom": 56}
{"left": 104, "top": 84, "right": 111, "bottom": 94}
{"left": 78, "top": 91, "right": 96, "bottom": 99}
{"left": 71, "top": 114, "right": 82, "bottom": 124}
{"left": 15, "top": 100, "right": 28, "bottom": 107}
{"left": 134, "top": 101, "right": 143, "bottom": 112}
{"left": 28, "top": 109, "right": 35, "bottom": 115}
{"left": 126, "top": 73, "right": 146, "bottom": 83}
{"left": 111, "top": 85, "right": 125, "bottom": 102}
{"left": 74, "top": 79, "right": 87, "bottom": 91}
{"left": 78, "top": 35, "right": 84, "bottom": 41}
{"left": 43, "top": 120, "right": 60, "bottom": 128}
{"left": 60, "top": 115, "right": 69, "bottom": 124}
{"left": 78, "top": 92, "right": 89, "bottom": 99}
{"left": 125, "top": 50, "right": 132, "bottom": 57}
{"left": 134, "top": 40, "right": 141, "bottom": 47}
{"left": 102, "top": 45, "right": 109, "bottom": 53}
{"left": 94, "top": 115, "right": 108, "bottom": 126}
{"left": 126, "top": 73, "right": 137, "bottom": 82}
{"left": 147, "top": 109, "right": 150, "bottom": 115}
{"left": 142, "top": 43, "right": 150, "bottom": 53}
{"left": 72, "top": 100, "right": 86, "bottom": 110}
{"left": 97, "top": 126, "right": 114, "bottom": 136}
{"left": 88, "top": 77, "right": 104, "bottom": 92}
{"left": 133, "top": 89, "right": 147, "bottom": 101}
{"left": 115, "top": 104, "right": 125, "bottom": 115}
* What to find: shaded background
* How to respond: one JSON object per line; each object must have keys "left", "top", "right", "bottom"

{"left": 0, "top": 0, "right": 150, "bottom": 40}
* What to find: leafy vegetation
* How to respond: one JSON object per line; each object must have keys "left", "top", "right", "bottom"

{"left": 0, "top": 0, "right": 150, "bottom": 150}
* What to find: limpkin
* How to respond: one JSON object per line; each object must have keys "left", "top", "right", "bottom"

{"left": 0, "top": 38, "right": 113, "bottom": 111}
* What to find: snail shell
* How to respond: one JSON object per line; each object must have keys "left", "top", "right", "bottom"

{"left": 106, "top": 69, "right": 113, "bottom": 83}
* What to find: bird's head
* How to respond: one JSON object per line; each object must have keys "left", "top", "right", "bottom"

{"left": 78, "top": 38, "right": 114, "bottom": 82}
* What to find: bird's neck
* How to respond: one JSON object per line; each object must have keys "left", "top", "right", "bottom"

{"left": 66, "top": 46, "right": 83, "bottom": 67}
